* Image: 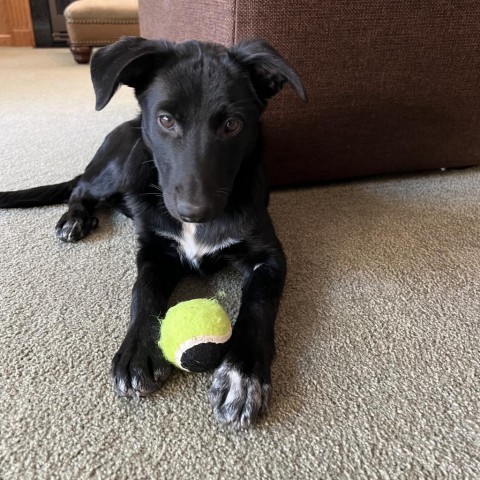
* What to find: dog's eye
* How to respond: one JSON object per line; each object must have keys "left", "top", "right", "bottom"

{"left": 223, "top": 118, "right": 243, "bottom": 136}
{"left": 158, "top": 114, "right": 176, "bottom": 130}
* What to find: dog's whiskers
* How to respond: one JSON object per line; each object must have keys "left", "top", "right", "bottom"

{"left": 139, "top": 184, "right": 164, "bottom": 198}
{"left": 140, "top": 192, "right": 162, "bottom": 198}
{"left": 215, "top": 187, "right": 231, "bottom": 198}
{"left": 150, "top": 184, "right": 163, "bottom": 193}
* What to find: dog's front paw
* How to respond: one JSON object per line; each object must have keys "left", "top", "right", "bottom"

{"left": 112, "top": 337, "right": 171, "bottom": 397}
{"left": 55, "top": 211, "right": 98, "bottom": 242}
{"left": 208, "top": 360, "right": 271, "bottom": 430}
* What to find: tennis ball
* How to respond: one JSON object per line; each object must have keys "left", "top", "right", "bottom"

{"left": 158, "top": 298, "right": 232, "bottom": 372}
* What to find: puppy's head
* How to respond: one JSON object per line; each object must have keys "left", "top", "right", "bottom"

{"left": 91, "top": 36, "right": 306, "bottom": 223}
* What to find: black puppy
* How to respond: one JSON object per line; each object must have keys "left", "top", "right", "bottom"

{"left": 0, "top": 36, "right": 306, "bottom": 429}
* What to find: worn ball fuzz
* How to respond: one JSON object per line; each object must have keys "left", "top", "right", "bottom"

{"left": 158, "top": 298, "right": 232, "bottom": 372}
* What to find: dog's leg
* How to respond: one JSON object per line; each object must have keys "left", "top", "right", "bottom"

{"left": 112, "top": 235, "right": 185, "bottom": 397}
{"left": 209, "top": 244, "right": 286, "bottom": 430}
{"left": 55, "top": 120, "right": 142, "bottom": 242}
{"left": 55, "top": 192, "right": 99, "bottom": 242}
{"left": 55, "top": 163, "right": 121, "bottom": 243}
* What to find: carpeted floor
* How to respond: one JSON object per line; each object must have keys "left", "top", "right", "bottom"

{"left": 0, "top": 47, "right": 479, "bottom": 479}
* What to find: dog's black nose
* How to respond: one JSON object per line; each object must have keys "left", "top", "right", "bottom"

{"left": 177, "top": 201, "right": 210, "bottom": 223}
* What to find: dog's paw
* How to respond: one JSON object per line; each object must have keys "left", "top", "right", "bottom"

{"left": 112, "top": 339, "right": 172, "bottom": 397}
{"left": 208, "top": 360, "right": 271, "bottom": 430}
{"left": 55, "top": 212, "right": 98, "bottom": 242}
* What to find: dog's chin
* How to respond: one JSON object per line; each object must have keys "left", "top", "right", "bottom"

{"left": 176, "top": 210, "right": 223, "bottom": 224}
{"left": 164, "top": 201, "right": 226, "bottom": 224}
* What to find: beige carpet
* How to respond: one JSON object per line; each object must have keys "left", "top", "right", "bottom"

{"left": 0, "top": 47, "right": 479, "bottom": 479}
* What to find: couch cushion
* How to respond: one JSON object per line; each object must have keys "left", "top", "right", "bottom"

{"left": 65, "top": 0, "right": 139, "bottom": 23}
{"left": 65, "top": 0, "right": 139, "bottom": 47}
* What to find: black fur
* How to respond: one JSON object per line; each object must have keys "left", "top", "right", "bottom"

{"left": 0, "top": 36, "right": 306, "bottom": 429}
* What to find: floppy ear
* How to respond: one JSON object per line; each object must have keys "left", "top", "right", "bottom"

{"left": 229, "top": 39, "right": 307, "bottom": 103}
{"left": 90, "top": 36, "right": 175, "bottom": 110}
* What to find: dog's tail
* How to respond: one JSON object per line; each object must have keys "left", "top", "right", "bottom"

{"left": 0, "top": 176, "right": 81, "bottom": 208}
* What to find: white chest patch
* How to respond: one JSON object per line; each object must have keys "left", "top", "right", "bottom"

{"left": 157, "top": 223, "right": 240, "bottom": 267}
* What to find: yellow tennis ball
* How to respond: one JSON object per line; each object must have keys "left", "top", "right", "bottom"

{"left": 158, "top": 298, "right": 232, "bottom": 372}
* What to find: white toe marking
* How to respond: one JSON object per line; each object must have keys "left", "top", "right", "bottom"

{"left": 224, "top": 368, "right": 244, "bottom": 405}
{"left": 67, "top": 220, "right": 79, "bottom": 241}
{"left": 116, "top": 378, "right": 128, "bottom": 394}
